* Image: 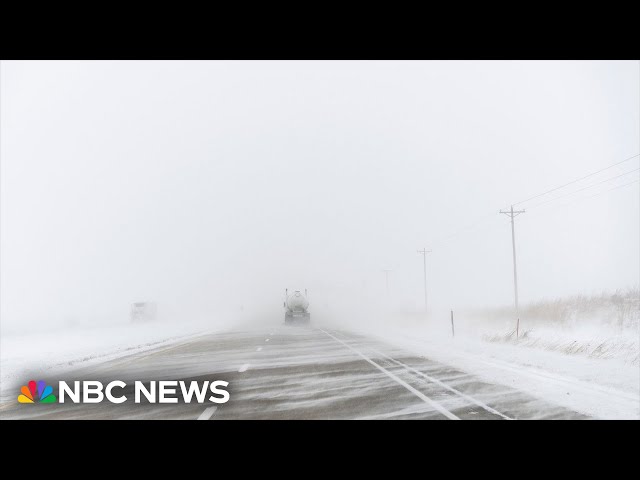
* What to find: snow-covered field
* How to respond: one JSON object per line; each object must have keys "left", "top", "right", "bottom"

{"left": 482, "top": 326, "right": 639, "bottom": 365}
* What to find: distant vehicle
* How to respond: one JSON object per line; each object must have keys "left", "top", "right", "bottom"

{"left": 130, "top": 302, "right": 157, "bottom": 323}
{"left": 284, "top": 289, "right": 310, "bottom": 325}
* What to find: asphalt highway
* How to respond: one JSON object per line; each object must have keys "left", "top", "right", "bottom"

{"left": 0, "top": 326, "right": 589, "bottom": 419}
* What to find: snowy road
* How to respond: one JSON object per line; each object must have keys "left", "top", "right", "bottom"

{"left": 0, "top": 327, "right": 592, "bottom": 419}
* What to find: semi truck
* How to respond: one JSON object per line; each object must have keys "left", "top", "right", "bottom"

{"left": 130, "top": 301, "right": 157, "bottom": 323}
{"left": 283, "top": 289, "right": 310, "bottom": 325}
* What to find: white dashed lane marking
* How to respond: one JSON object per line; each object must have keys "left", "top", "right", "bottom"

{"left": 238, "top": 363, "right": 250, "bottom": 373}
{"left": 197, "top": 406, "right": 217, "bottom": 420}
{"left": 265, "top": 339, "right": 270, "bottom": 342}
{"left": 256, "top": 347, "right": 263, "bottom": 352}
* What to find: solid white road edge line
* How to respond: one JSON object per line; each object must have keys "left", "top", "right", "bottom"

{"left": 197, "top": 406, "right": 217, "bottom": 420}
{"left": 371, "top": 347, "right": 512, "bottom": 420}
{"left": 319, "top": 329, "right": 459, "bottom": 420}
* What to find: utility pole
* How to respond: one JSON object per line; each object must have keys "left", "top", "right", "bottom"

{"left": 450, "top": 310, "right": 455, "bottom": 337}
{"left": 500, "top": 205, "right": 525, "bottom": 316}
{"left": 417, "top": 248, "right": 432, "bottom": 314}
{"left": 382, "top": 269, "right": 393, "bottom": 296}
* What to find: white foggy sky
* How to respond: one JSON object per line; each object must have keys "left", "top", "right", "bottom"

{"left": 1, "top": 60, "right": 638, "bottom": 329}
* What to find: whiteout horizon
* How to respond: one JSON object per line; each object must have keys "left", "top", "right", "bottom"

{"left": 56, "top": 380, "right": 230, "bottom": 404}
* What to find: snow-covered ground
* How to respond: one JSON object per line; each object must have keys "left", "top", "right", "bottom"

{"left": 0, "top": 319, "right": 227, "bottom": 402}
{"left": 482, "top": 326, "right": 639, "bottom": 365}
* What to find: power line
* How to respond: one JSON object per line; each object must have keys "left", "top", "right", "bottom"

{"left": 420, "top": 154, "right": 639, "bottom": 254}
{"left": 524, "top": 179, "right": 639, "bottom": 219}
{"left": 586, "top": 178, "right": 639, "bottom": 199}
{"left": 526, "top": 167, "right": 640, "bottom": 210}
{"left": 429, "top": 211, "right": 497, "bottom": 248}
{"left": 431, "top": 155, "right": 639, "bottom": 249}
{"left": 513, "top": 153, "right": 639, "bottom": 207}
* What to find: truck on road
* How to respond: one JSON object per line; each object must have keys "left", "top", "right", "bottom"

{"left": 284, "top": 289, "right": 310, "bottom": 325}
{"left": 130, "top": 301, "right": 157, "bottom": 323}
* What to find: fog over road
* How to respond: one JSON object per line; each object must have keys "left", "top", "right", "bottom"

{"left": 0, "top": 326, "right": 590, "bottom": 420}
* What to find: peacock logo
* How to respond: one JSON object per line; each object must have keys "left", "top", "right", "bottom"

{"left": 18, "top": 380, "right": 57, "bottom": 404}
